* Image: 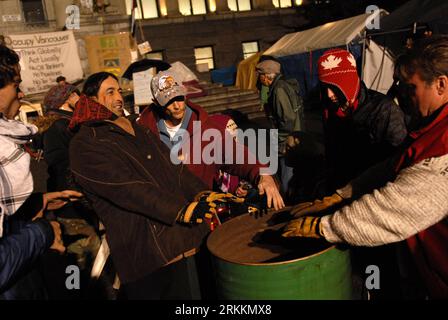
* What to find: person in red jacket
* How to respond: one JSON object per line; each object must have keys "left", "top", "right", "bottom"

{"left": 137, "top": 70, "right": 284, "bottom": 210}
{"left": 283, "top": 36, "right": 448, "bottom": 299}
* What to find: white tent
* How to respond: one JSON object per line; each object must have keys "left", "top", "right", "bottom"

{"left": 264, "top": 11, "right": 395, "bottom": 94}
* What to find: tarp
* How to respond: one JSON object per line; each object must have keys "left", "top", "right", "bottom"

{"left": 370, "top": 0, "right": 448, "bottom": 56}
{"left": 262, "top": 11, "right": 394, "bottom": 95}
{"left": 9, "top": 31, "right": 83, "bottom": 95}
{"left": 378, "top": 0, "right": 448, "bottom": 32}
{"left": 235, "top": 52, "right": 263, "bottom": 90}
{"left": 363, "top": 40, "right": 395, "bottom": 94}
{"left": 264, "top": 11, "right": 384, "bottom": 57}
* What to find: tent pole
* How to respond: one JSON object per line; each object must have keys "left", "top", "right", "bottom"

{"left": 366, "top": 25, "right": 427, "bottom": 38}
{"left": 361, "top": 30, "right": 367, "bottom": 81}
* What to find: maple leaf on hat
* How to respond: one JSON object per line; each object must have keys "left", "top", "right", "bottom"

{"left": 347, "top": 54, "right": 357, "bottom": 68}
{"left": 321, "top": 55, "right": 342, "bottom": 70}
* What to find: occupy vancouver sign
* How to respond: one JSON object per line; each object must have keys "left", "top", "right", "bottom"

{"left": 10, "top": 31, "right": 83, "bottom": 95}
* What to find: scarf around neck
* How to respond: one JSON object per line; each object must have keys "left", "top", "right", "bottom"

{"left": 0, "top": 116, "right": 37, "bottom": 237}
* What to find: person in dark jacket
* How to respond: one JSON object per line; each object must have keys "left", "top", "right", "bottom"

{"left": 317, "top": 48, "right": 408, "bottom": 190}
{"left": 69, "top": 72, "right": 220, "bottom": 299}
{"left": 256, "top": 59, "right": 304, "bottom": 200}
{"left": 306, "top": 48, "right": 409, "bottom": 299}
{"left": 138, "top": 70, "right": 284, "bottom": 211}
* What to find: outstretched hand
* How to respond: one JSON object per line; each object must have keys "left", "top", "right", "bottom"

{"left": 43, "top": 190, "right": 84, "bottom": 211}
{"left": 257, "top": 175, "right": 285, "bottom": 211}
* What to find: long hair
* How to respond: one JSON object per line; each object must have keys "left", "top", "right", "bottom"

{"left": 82, "top": 72, "right": 118, "bottom": 98}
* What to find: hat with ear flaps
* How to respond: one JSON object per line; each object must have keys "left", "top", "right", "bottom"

{"left": 318, "top": 48, "right": 360, "bottom": 104}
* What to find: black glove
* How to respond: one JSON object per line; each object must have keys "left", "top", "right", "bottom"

{"left": 177, "top": 201, "right": 217, "bottom": 224}
{"left": 244, "top": 188, "right": 268, "bottom": 216}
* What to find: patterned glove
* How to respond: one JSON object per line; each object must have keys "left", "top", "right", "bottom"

{"left": 282, "top": 216, "right": 323, "bottom": 239}
{"left": 194, "top": 191, "right": 238, "bottom": 203}
{"left": 177, "top": 201, "right": 217, "bottom": 224}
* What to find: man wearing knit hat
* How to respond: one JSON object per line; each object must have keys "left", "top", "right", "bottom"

{"left": 43, "top": 83, "right": 79, "bottom": 113}
{"left": 255, "top": 59, "right": 304, "bottom": 200}
{"left": 317, "top": 48, "right": 407, "bottom": 190}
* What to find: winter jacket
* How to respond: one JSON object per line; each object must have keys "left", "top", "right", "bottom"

{"left": 323, "top": 82, "right": 407, "bottom": 189}
{"left": 69, "top": 118, "right": 210, "bottom": 284}
{"left": 266, "top": 74, "right": 304, "bottom": 150}
{"left": 0, "top": 216, "right": 53, "bottom": 296}
{"left": 43, "top": 110, "right": 73, "bottom": 192}
{"left": 137, "top": 100, "right": 265, "bottom": 189}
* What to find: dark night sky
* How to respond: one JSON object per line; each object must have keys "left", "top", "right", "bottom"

{"left": 294, "top": 0, "right": 411, "bottom": 31}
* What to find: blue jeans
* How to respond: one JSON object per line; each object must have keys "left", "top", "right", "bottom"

{"left": 279, "top": 157, "right": 294, "bottom": 197}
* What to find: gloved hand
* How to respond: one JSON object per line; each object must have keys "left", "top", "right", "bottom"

{"left": 290, "top": 193, "right": 343, "bottom": 217}
{"left": 282, "top": 216, "right": 323, "bottom": 239}
{"left": 244, "top": 188, "right": 267, "bottom": 216}
{"left": 194, "top": 191, "right": 238, "bottom": 203}
{"left": 177, "top": 201, "right": 217, "bottom": 224}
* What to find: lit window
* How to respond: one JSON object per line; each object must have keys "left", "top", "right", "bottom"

{"left": 194, "top": 46, "right": 214, "bottom": 70}
{"left": 273, "top": 0, "right": 293, "bottom": 8}
{"left": 228, "top": 0, "right": 251, "bottom": 11}
{"left": 145, "top": 51, "right": 164, "bottom": 61}
{"left": 242, "top": 41, "right": 259, "bottom": 59}
{"left": 125, "top": 0, "right": 159, "bottom": 19}
{"left": 179, "top": 0, "right": 207, "bottom": 15}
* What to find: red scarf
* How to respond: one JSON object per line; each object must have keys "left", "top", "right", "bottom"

{"left": 68, "top": 95, "right": 115, "bottom": 131}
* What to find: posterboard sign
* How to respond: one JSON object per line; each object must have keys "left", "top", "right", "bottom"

{"left": 85, "top": 32, "right": 133, "bottom": 77}
{"left": 137, "top": 41, "right": 152, "bottom": 55}
{"left": 133, "top": 69, "right": 154, "bottom": 106}
{"left": 9, "top": 31, "right": 83, "bottom": 95}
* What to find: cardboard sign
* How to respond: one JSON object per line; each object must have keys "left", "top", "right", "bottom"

{"left": 137, "top": 41, "right": 152, "bottom": 55}
{"left": 85, "top": 32, "right": 134, "bottom": 76}
{"left": 133, "top": 68, "right": 154, "bottom": 106}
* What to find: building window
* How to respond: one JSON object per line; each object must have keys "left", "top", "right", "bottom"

{"left": 242, "top": 41, "right": 259, "bottom": 59}
{"left": 21, "top": 0, "right": 46, "bottom": 23}
{"left": 125, "top": 0, "right": 159, "bottom": 19}
{"left": 179, "top": 0, "right": 207, "bottom": 15}
{"left": 273, "top": 0, "right": 293, "bottom": 8}
{"left": 145, "top": 50, "right": 165, "bottom": 61}
{"left": 194, "top": 46, "right": 214, "bottom": 70}
{"left": 228, "top": 0, "right": 252, "bottom": 11}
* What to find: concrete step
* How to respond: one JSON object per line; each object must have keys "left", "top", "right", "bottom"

{"left": 204, "top": 99, "right": 262, "bottom": 115}
{"left": 190, "top": 89, "right": 257, "bottom": 104}
{"left": 195, "top": 94, "right": 260, "bottom": 109}
{"left": 204, "top": 86, "right": 241, "bottom": 95}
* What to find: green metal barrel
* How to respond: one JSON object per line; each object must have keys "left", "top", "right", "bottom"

{"left": 207, "top": 210, "right": 353, "bottom": 300}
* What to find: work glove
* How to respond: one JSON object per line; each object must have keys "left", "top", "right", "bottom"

{"left": 194, "top": 191, "right": 239, "bottom": 203}
{"left": 177, "top": 201, "right": 217, "bottom": 225}
{"left": 290, "top": 193, "right": 343, "bottom": 217}
{"left": 282, "top": 216, "right": 323, "bottom": 239}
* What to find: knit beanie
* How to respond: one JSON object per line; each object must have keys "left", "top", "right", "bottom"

{"left": 318, "top": 49, "right": 360, "bottom": 104}
{"left": 43, "top": 84, "right": 78, "bottom": 112}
